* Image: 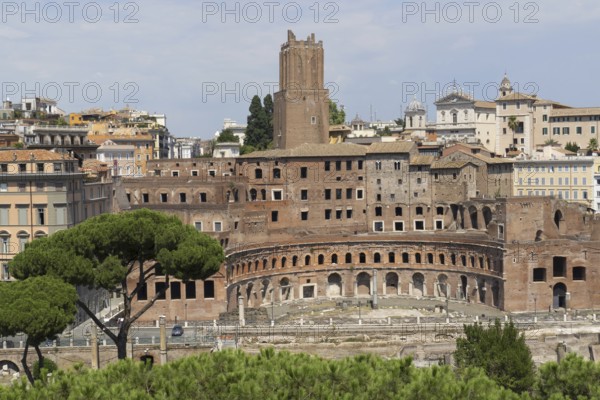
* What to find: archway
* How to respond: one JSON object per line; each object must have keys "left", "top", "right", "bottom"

{"left": 385, "top": 272, "right": 399, "bottom": 295}
{"left": 261, "top": 279, "right": 271, "bottom": 303}
{"left": 477, "top": 280, "right": 486, "bottom": 304}
{"left": 553, "top": 283, "right": 567, "bottom": 309}
{"left": 437, "top": 274, "right": 448, "bottom": 298}
{"left": 554, "top": 210, "right": 563, "bottom": 231}
{"left": 0, "top": 360, "right": 19, "bottom": 373}
{"left": 482, "top": 207, "right": 493, "bottom": 228}
{"left": 412, "top": 273, "right": 424, "bottom": 297}
{"left": 246, "top": 283, "right": 254, "bottom": 307}
{"left": 280, "top": 278, "right": 292, "bottom": 301}
{"left": 535, "top": 230, "right": 544, "bottom": 242}
{"left": 469, "top": 206, "right": 478, "bottom": 229}
{"left": 356, "top": 272, "right": 371, "bottom": 296}
{"left": 459, "top": 275, "right": 468, "bottom": 300}
{"left": 327, "top": 273, "right": 342, "bottom": 297}
{"left": 492, "top": 281, "right": 500, "bottom": 307}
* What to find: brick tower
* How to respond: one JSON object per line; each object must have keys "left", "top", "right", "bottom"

{"left": 273, "top": 30, "right": 330, "bottom": 149}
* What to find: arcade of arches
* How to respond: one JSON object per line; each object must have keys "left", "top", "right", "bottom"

{"left": 226, "top": 242, "right": 504, "bottom": 310}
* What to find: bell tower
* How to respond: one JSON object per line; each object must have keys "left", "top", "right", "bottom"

{"left": 273, "top": 30, "right": 330, "bottom": 149}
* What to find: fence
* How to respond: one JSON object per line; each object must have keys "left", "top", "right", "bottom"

{"left": 1, "top": 314, "right": 596, "bottom": 351}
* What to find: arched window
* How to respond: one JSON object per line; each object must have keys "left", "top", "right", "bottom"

{"left": 373, "top": 252, "right": 381, "bottom": 263}
{"left": 331, "top": 254, "right": 338, "bottom": 264}
{"left": 359, "top": 253, "right": 366, "bottom": 263}
{"left": 16, "top": 231, "right": 29, "bottom": 252}
{"left": 0, "top": 231, "right": 10, "bottom": 254}
{"left": 318, "top": 254, "right": 325, "bottom": 265}
{"left": 402, "top": 252, "right": 409, "bottom": 263}
{"left": 305, "top": 255, "right": 311, "bottom": 266}
{"left": 292, "top": 256, "right": 298, "bottom": 267}
{"left": 415, "top": 253, "right": 422, "bottom": 264}
{"left": 388, "top": 252, "right": 395, "bottom": 263}
{"left": 345, "top": 253, "right": 352, "bottom": 264}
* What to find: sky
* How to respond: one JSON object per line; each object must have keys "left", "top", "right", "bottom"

{"left": 2, "top": 0, "right": 600, "bottom": 139}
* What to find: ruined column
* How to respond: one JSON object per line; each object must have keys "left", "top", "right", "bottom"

{"left": 90, "top": 325, "right": 99, "bottom": 370}
{"left": 372, "top": 269, "right": 379, "bottom": 309}
{"left": 159, "top": 315, "right": 167, "bottom": 365}
{"left": 238, "top": 296, "right": 245, "bottom": 327}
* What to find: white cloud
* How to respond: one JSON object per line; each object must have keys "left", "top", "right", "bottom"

{"left": 2, "top": 0, "right": 600, "bottom": 137}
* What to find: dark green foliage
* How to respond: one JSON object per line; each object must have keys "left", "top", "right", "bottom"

{"left": 244, "top": 95, "right": 272, "bottom": 150}
{"left": 9, "top": 209, "right": 224, "bottom": 359}
{"left": 536, "top": 353, "right": 600, "bottom": 399}
{"left": 263, "top": 93, "right": 274, "bottom": 140}
{"left": 455, "top": 320, "right": 535, "bottom": 394}
{"left": 216, "top": 128, "right": 239, "bottom": 143}
{"left": 240, "top": 144, "right": 256, "bottom": 155}
{"left": 564, "top": 142, "right": 580, "bottom": 153}
{"left": 329, "top": 100, "right": 346, "bottom": 125}
{"left": 33, "top": 358, "right": 58, "bottom": 380}
{"left": 0, "top": 350, "right": 524, "bottom": 399}
{"left": 0, "top": 277, "right": 77, "bottom": 383}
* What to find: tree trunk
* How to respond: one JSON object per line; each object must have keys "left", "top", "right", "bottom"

{"left": 20, "top": 340, "right": 34, "bottom": 384}
{"left": 116, "top": 332, "right": 129, "bottom": 359}
{"left": 34, "top": 344, "right": 44, "bottom": 372}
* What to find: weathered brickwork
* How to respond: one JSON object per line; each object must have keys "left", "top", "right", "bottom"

{"left": 117, "top": 30, "right": 599, "bottom": 322}
{"left": 119, "top": 145, "right": 600, "bottom": 321}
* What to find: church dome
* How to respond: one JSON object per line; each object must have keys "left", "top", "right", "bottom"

{"left": 406, "top": 97, "right": 425, "bottom": 112}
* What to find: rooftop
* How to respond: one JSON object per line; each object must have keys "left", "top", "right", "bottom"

{"left": 239, "top": 143, "right": 367, "bottom": 159}
{"left": 0, "top": 149, "right": 76, "bottom": 162}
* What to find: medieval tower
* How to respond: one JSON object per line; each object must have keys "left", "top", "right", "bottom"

{"left": 273, "top": 30, "right": 330, "bottom": 149}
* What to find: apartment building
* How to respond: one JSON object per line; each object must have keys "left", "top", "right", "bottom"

{"left": 0, "top": 150, "right": 112, "bottom": 280}
{"left": 513, "top": 147, "right": 600, "bottom": 207}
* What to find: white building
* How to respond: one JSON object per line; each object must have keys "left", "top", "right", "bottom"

{"left": 20, "top": 97, "right": 64, "bottom": 117}
{"left": 213, "top": 142, "right": 240, "bottom": 158}
{"left": 174, "top": 137, "right": 202, "bottom": 159}
{"left": 348, "top": 114, "right": 377, "bottom": 138}
{"left": 222, "top": 118, "right": 247, "bottom": 143}
{"left": 96, "top": 140, "right": 137, "bottom": 177}
{"left": 434, "top": 85, "right": 496, "bottom": 151}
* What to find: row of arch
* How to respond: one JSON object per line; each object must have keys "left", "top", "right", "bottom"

{"left": 230, "top": 271, "right": 502, "bottom": 309}
{"left": 0, "top": 230, "right": 47, "bottom": 253}
{"left": 40, "top": 134, "right": 87, "bottom": 146}
{"left": 230, "top": 249, "right": 501, "bottom": 279}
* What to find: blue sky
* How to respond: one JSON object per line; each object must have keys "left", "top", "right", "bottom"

{"left": 2, "top": 0, "right": 600, "bottom": 138}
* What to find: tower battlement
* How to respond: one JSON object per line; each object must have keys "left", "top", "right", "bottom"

{"left": 274, "top": 30, "right": 330, "bottom": 149}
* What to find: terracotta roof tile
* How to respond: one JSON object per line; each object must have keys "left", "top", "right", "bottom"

{"left": 410, "top": 155, "right": 435, "bottom": 166}
{"left": 239, "top": 143, "right": 367, "bottom": 159}
{"left": 0, "top": 149, "right": 75, "bottom": 162}
{"left": 366, "top": 141, "right": 416, "bottom": 154}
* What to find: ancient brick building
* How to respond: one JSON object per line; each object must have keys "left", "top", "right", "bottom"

{"left": 117, "top": 31, "right": 600, "bottom": 322}
{"left": 273, "top": 30, "right": 329, "bottom": 149}
{"left": 120, "top": 144, "right": 600, "bottom": 321}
